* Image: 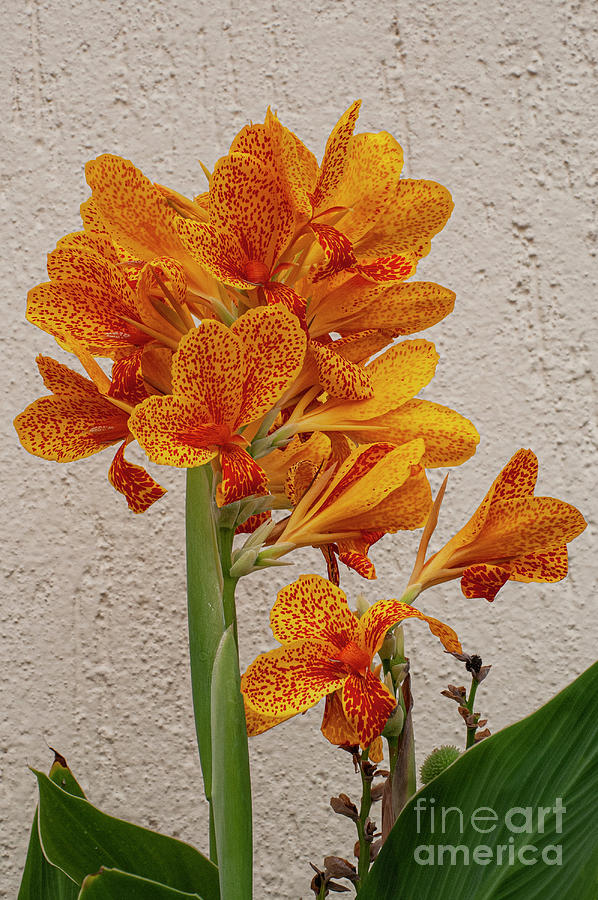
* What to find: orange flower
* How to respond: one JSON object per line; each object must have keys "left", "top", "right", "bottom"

{"left": 14, "top": 356, "right": 165, "bottom": 513}
{"left": 271, "top": 439, "right": 433, "bottom": 579}
{"left": 283, "top": 338, "right": 480, "bottom": 470}
{"left": 84, "top": 154, "right": 213, "bottom": 294}
{"left": 417, "top": 449, "right": 587, "bottom": 601}
{"left": 176, "top": 152, "right": 307, "bottom": 319}
{"left": 27, "top": 234, "right": 193, "bottom": 358}
{"left": 241, "top": 575, "right": 461, "bottom": 748}
{"left": 128, "top": 305, "right": 306, "bottom": 506}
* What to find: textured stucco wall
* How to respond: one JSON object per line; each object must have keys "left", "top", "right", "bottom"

{"left": 2, "top": 0, "right": 597, "bottom": 896}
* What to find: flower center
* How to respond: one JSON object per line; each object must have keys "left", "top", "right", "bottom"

{"left": 243, "top": 259, "right": 270, "bottom": 284}
{"left": 337, "top": 641, "right": 371, "bottom": 677}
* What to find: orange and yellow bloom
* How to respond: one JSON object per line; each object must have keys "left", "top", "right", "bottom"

{"left": 128, "top": 305, "right": 306, "bottom": 506}
{"left": 242, "top": 575, "right": 461, "bottom": 748}
{"left": 417, "top": 449, "right": 587, "bottom": 601}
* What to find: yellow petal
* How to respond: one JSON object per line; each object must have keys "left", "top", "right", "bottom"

{"left": 270, "top": 574, "right": 360, "bottom": 650}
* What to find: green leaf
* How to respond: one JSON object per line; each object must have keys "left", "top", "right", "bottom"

{"left": 211, "top": 626, "right": 252, "bottom": 900}
{"left": 18, "top": 751, "right": 85, "bottom": 900}
{"left": 186, "top": 465, "right": 226, "bottom": 802}
{"left": 358, "top": 660, "right": 598, "bottom": 900}
{"left": 34, "top": 770, "right": 220, "bottom": 900}
{"left": 78, "top": 867, "right": 202, "bottom": 899}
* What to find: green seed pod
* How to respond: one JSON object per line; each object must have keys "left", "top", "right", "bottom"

{"left": 420, "top": 745, "right": 461, "bottom": 784}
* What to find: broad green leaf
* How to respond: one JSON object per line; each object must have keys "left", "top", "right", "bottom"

{"left": 186, "top": 465, "right": 226, "bottom": 802}
{"left": 358, "top": 660, "right": 598, "bottom": 900}
{"left": 34, "top": 770, "right": 220, "bottom": 900}
{"left": 211, "top": 626, "right": 252, "bottom": 900}
{"left": 18, "top": 751, "right": 85, "bottom": 900}
{"left": 78, "top": 867, "right": 201, "bottom": 899}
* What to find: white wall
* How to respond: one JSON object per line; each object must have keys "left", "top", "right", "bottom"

{"left": 2, "top": 1, "right": 596, "bottom": 896}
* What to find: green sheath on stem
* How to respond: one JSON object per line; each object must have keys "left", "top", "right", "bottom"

{"left": 185, "top": 466, "right": 226, "bottom": 804}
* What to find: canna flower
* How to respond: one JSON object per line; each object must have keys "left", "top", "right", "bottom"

{"left": 241, "top": 575, "right": 461, "bottom": 748}
{"left": 283, "top": 338, "right": 480, "bottom": 469}
{"left": 84, "top": 154, "right": 213, "bottom": 294}
{"left": 417, "top": 449, "right": 587, "bottom": 601}
{"left": 176, "top": 151, "right": 307, "bottom": 318}
{"left": 14, "top": 356, "right": 165, "bottom": 513}
{"left": 271, "top": 439, "right": 433, "bottom": 579}
{"left": 27, "top": 235, "right": 193, "bottom": 358}
{"left": 128, "top": 305, "right": 306, "bottom": 507}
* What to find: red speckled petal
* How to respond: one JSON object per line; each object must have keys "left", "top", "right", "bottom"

{"left": 270, "top": 574, "right": 360, "bottom": 651}
{"left": 177, "top": 219, "right": 250, "bottom": 288}
{"left": 353, "top": 254, "right": 416, "bottom": 283}
{"left": 360, "top": 598, "right": 462, "bottom": 656}
{"left": 245, "top": 702, "right": 297, "bottom": 737}
{"left": 109, "top": 350, "right": 148, "bottom": 406}
{"left": 241, "top": 642, "right": 347, "bottom": 718}
{"left": 341, "top": 669, "right": 396, "bottom": 747}
{"left": 27, "top": 281, "right": 146, "bottom": 356}
{"left": 342, "top": 463, "right": 432, "bottom": 533}
{"left": 171, "top": 321, "right": 244, "bottom": 426}
{"left": 262, "top": 282, "right": 308, "bottom": 329}
{"left": 85, "top": 154, "right": 187, "bottom": 263}
{"left": 310, "top": 278, "right": 455, "bottom": 339}
{"left": 457, "top": 497, "right": 587, "bottom": 565}
{"left": 461, "top": 564, "right": 511, "bottom": 602}
{"left": 209, "top": 153, "right": 295, "bottom": 269}
{"left": 311, "top": 101, "right": 361, "bottom": 212}
{"left": 47, "top": 245, "right": 135, "bottom": 301}
{"left": 509, "top": 545, "right": 569, "bottom": 583}
{"left": 36, "top": 355, "right": 98, "bottom": 399}
{"left": 236, "top": 510, "right": 272, "bottom": 535}
{"left": 309, "top": 223, "right": 356, "bottom": 281}
{"left": 108, "top": 440, "right": 166, "bottom": 513}
{"left": 128, "top": 395, "right": 219, "bottom": 468}
{"left": 336, "top": 540, "right": 379, "bottom": 580}
{"left": 231, "top": 305, "right": 307, "bottom": 424}
{"left": 216, "top": 445, "right": 269, "bottom": 507}
{"left": 491, "top": 449, "right": 538, "bottom": 501}
{"left": 321, "top": 690, "right": 384, "bottom": 760}
{"left": 354, "top": 179, "right": 454, "bottom": 261}
{"left": 15, "top": 393, "right": 128, "bottom": 462}
{"left": 348, "top": 399, "right": 480, "bottom": 468}
{"left": 311, "top": 341, "right": 374, "bottom": 400}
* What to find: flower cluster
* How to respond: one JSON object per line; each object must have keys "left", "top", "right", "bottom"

{"left": 15, "top": 102, "right": 586, "bottom": 761}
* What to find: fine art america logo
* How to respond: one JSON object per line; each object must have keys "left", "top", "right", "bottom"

{"left": 413, "top": 797, "right": 566, "bottom": 866}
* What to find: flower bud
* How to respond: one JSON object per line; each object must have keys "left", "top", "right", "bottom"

{"left": 378, "top": 630, "right": 396, "bottom": 660}
{"left": 353, "top": 594, "right": 369, "bottom": 618}
{"left": 382, "top": 703, "right": 404, "bottom": 738}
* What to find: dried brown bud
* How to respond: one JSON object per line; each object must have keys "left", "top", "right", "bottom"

{"left": 474, "top": 728, "right": 492, "bottom": 743}
{"left": 370, "top": 839, "right": 383, "bottom": 861}
{"left": 330, "top": 794, "right": 359, "bottom": 821}
{"left": 476, "top": 665, "right": 492, "bottom": 683}
{"left": 324, "top": 856, "right": 358, "bottom": 882}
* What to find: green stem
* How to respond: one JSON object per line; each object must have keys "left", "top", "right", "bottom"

{"left": 185, "top": 466, "right": 225, "bottom": 836}
{"left": 219, "top": 526, "right": 240, "bottom": 636}
{"left": 465, "top": 678, "right": 479, "bottom": 749}
{"left": 356, "top": 750, "right": 373, "bottom": 886}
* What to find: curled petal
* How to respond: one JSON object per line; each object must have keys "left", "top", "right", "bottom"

{"left": 217, "top": 445, "right": 269, "bottom": 507}
{"left": 270, "top": 574, "right": 360, "bottom": 651}
{"left": 108, "top": 440, "right": 166, "bottom": 513}
{"left": 341, "top": 670, "right": 396, "bottom": 747}
{"left": 461, "top": 564, "right": 511, "bottom": 602}
{"left": 360, "top": 598, "right": 462, "bottom": 656}
{"left": 241, "top": 642, "right": 347, "bottom": 718}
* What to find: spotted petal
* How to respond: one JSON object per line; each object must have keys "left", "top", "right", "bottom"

{"left": 241, "top": 642, "right": 347, "bottom": 718}
{"left": 217, "top": 445, "right": 269, "bottom": 507}
{"left": 360, "top": 598, "right": 462, "bottom": 656}
{"left": 108, "top": 440, "right": 166, "bottom": 513}
{"left": 128, "top": 395, "right": 219, "bottom": 468}
{"left": 341, "top": 670, "right": 396, "bottom": 747}
{"left": 270, "top": 575, "right": 360, "bottom": 651}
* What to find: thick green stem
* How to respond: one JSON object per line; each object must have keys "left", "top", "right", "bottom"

{"left": 185, "top": 466, "right": 225, "bottom": 816}
{"left": 356, "top": 751, "right": 373, "bottom": 886}
{"left": 219, "top": 526, "right": 240, "bottom": 636}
